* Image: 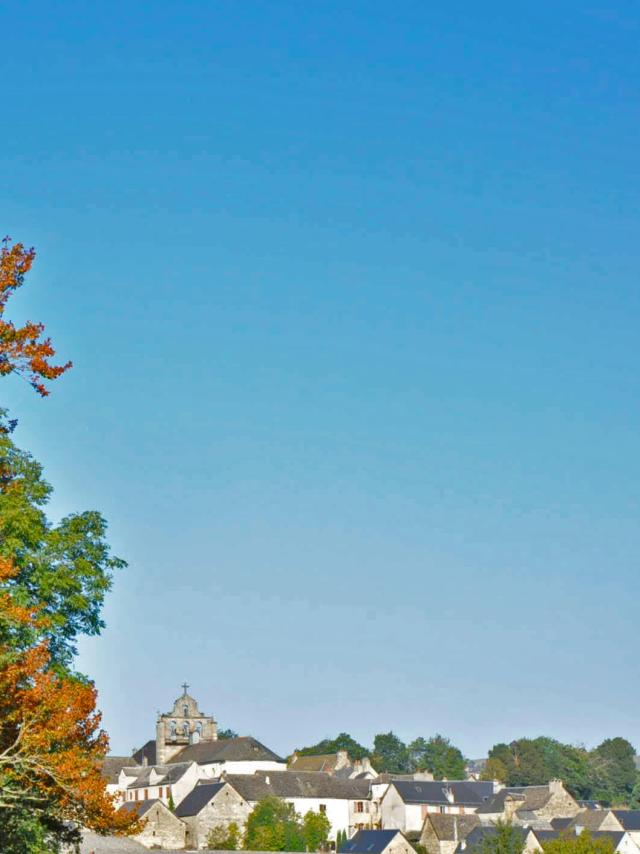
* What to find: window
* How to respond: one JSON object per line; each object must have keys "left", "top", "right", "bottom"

{"left": 439, "top": 806, "right": 446, "bottom": 814}
{"left": 319, "top": 804, "right": 327, "bottom": 814}
{"left": 169, "top": 721, "right": 177, "bottom": 737}
{"left": 356, "top": 802, "right": 364, "bottom": 813}
{"left": 144, "top": 789, "right": 148, "bottom": 800}
{"left": 135, "top": 791, "right": 139, "bottom": 801}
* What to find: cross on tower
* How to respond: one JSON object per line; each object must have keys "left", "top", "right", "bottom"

{"left": 181, "top": 681, "right": 189, "bottom": 696}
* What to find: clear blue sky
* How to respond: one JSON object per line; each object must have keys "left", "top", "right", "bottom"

{"left": 3, "top": 1, "right": 640, "bottom": 760}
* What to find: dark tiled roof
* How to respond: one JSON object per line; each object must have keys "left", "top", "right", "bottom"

{"left": 226, "top": 771, "right": 371, "bottom": 801}
{"left": 175, "top": 782, "right": 227, "bottom": 817}
{"left": 290, "top": 754, "right": 340, "bottom": 773}
{"left": 127, "top": 762, "right": 193, "bottom": 788}
{"left": 118, "top": 799, "right": 163, "bottom": 818}
{"left": 477, "top": 786, "right": 551, "bottom": 815}
{"left": 612, "top": 811, "right": 640, "bottom": 832}
{"left": 551, "top": 818, "right": 574, "bottom": 831}
{"left": 340, "top": 830, "right": 402, "bottom": 854}
{"left": 102, "top": 756, "right": 135, "bottom": 784}
{"left": 170, "top": 736, "right": 283, "bottom": 765}
{"left": 570, "top": 810, "right": 610, "bottom": 831}
{"left": 426, "top": 815, "right": 480, "bottom": 841}
{"left": 132, "top": 740, "right": 157, "bottom": 766}
{"left": 393, "top": 781, "right": 493, "bottom": 806}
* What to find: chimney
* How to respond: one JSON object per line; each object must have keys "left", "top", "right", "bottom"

{"left": 549, "top": 780, "right": 563, "bottom": 795}
{"left": 504, "top": 795, "right": 518, "bottom": 822}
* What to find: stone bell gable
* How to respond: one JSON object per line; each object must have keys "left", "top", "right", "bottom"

{"left": 156, "top": 683, "right": 218, "bottom": 764}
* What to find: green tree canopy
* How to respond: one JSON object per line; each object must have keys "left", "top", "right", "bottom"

{"left": 302, "top": 809, "right": 331, "bottom": 851}
{"left": 372, "top": 731, "right": 410, "bottom": 774}
{"left": 293, "top": 732, "right": 370, "bottom": 760}
{"left": 0, "top": 418, "right": 125, "bottom": 671}
{"left": 408, "top": 734, "right": 466, "bottom": 779}
{"left": 469, "top": 821, "right": 526, "bottom": 854}
{"left": 589, "top": 738, "right": 637, "bottom": 805}
{"left": 541, "top": 830, "right": 615, "bottom": 854}
{"left": 244, "top": 797, "right": 304, "bottom": 851}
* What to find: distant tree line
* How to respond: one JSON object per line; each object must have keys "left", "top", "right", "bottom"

{"left": 483, "top": 736, "right": 640, "bottom": 806}
{"left": 293, "top": 732, "right": 640, "bottom": 806}
{"left": 293, "top": 732, "right": 466, "bottom": 779}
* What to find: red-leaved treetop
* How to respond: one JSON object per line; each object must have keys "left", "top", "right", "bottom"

{"left": 0, "top": 237, "right": 72, "bottom": 396}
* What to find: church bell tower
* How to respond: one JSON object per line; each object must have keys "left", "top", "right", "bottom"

{"left": 156, "top": 683, "right": 218, "bottom": 764}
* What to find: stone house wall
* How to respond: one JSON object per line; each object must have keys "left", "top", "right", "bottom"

{"left": 186, "top": 784, "right": 251, "bottom": 850}
{"left": 536, "top": 782, "right": 580, "bottom": 820}
{"left": 133, "top": 802, "right": 186, "bottom": 850}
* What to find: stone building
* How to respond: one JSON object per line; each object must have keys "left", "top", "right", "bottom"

{"left": 476, "top": 780, "right": 580, "bottom": 825}
{"left": 289, "top": 751, "right": 378, "bottom": 780}
{"left": 118, "top": 798, "right": 187, "bottom": 849}
{"left": 420, "top": 813, "right": 481, "bottom": 854}
{"left": 175, "top": 780, "right": 251, "bottom": 849}
{"left": 156, "top": 684, "right": 218, "bottom": 765}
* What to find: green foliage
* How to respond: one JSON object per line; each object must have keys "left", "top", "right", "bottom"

{"left": 408, "top": 734, "right": 466, "bottom": 779}
{"left": 168, "top": 793, "right": 176, "bottom": 812}
{"left": 207, "top": 822, "right": 241, "bottom": 850}
{"left": 0, "top": 805, "right": 80, "bottom": 854}
{"left": 481, "top": 758, "right": 508, "bottom": 783}
{"left": 372, "top": 731, "right": 411, "bottom": 774}
{"left": 0, "top": 422, "right": 125, "bottom": 670}
{"left": 244, "top": 796, "right": 305, "bottom": 851}
{"left": 302, "top": 809, "right": 331, "bottom": 851}
{"left": 486, "top": 736, "right": 638, "bottom": 805}
{"left": 590, "top": 738, "right": 637, "bottom": 805}
{"left": 218, "top": 727, "right": 239, "bottom": 740}
{"left": 469, "top": 820, "right": 526, "bottom": 854}
{"left": 294, "top": 733, "right": 370, "bottom": 760}
{"left": 541, "top": 830, "right": 615, "bottom": 854}
{"left": 336, "top": 830, "right": 347, "bottom": 850}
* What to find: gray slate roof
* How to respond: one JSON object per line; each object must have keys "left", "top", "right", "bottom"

{"left": 341, "top": 830, "right": 402, "bottom": 854}
{"left": 126, "top": 762, "right": 193, "bottom": 788}
{"left": 476, "top": 786, "right": 552, "bottom": 815}
{"left": 226, "top": 771, "right": 371, "bottom": 801}
{"left": 170, "top": 736, "right": 283, "bottom": 765}
{"left": 118, "top": 798, "right": 165, "bottom": 818}
{"left": 425, "top": 814, "right": 480, "bottom": 841}
{"left": 570, "top": 810, "right": 611, "bottom": 831}
{"left": 132, "top": 739, "right": 157, "bottom": 766}
{"left": 101, "top": 756, "right": 135, "bottom": 784}
{"left": 175, "top": 781, "right": 227, "bottom": 817}
{"left": 393, "top": 780, "right": 493, "bottom": 806}
{"left": 612, "top": 811, "right": 640, "bottom": 832}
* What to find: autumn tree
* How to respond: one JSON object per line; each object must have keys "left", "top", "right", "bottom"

{"left": 0, "top": 239, "right": 134, "bottom": 849}
{"left": 0, "top": 237, "right": 71, "bottom": 396}
{"left": 0, "top": 557, "right": 138, "bottom": 850}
